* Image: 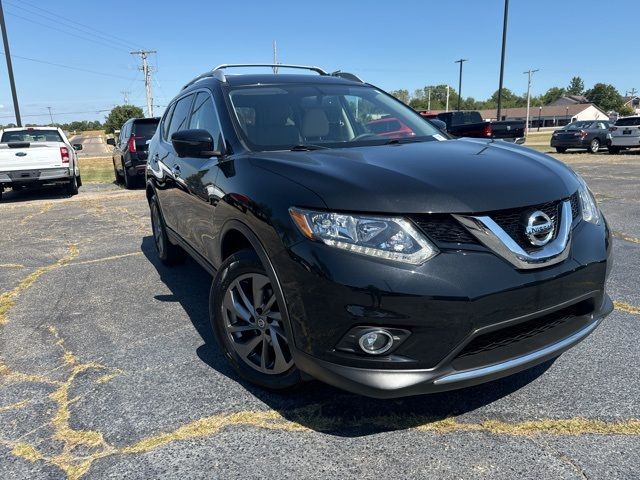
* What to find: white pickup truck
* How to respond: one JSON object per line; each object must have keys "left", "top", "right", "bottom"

{"left": 0, "top": 126, "right": 82, "bottom": 200}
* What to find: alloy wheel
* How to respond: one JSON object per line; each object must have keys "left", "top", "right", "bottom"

{"left": 222, "top": 273, "right": 293, "bottom": 375}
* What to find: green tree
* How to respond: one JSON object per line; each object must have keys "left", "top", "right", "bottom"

{"left": 566, "top": 76, "right": 584, "bottom": 95}
{"left": 487, "top": 88, "right": 526, "bottom": 108}
{"left": 104, "top": 105, "right": 144, "bottom": 133}
{"left": 540, "top": 87, "right": 566, "bottom": 105}
{"left": 584, "top": 83, "right": 625, "bottom": 111}
{"left": 389, "top": 89, "right": 410, "bottom": 105}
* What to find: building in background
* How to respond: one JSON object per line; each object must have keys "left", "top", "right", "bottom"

{"left": 478, "top": 103, "right": 608, "bottom": 127}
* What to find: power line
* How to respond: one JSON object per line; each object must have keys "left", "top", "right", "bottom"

{"left": 0, "top": 50, "right": 139, "bottom": 81}
{"left": 4, "top": 0, "right": 139, "bottom": 50}
{"left": 4, "top": 9, "right": 131, "bottom": 53}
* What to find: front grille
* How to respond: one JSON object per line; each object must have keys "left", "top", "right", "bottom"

{"left": 412, "top": 215, "right": 479, "bottom": 246}
{"left": 491, "top": 200, "right": 560, "bottom": 253}
{"left": 451, "top": 299, "right": 595, "bottom": 371}
{"left": 570, "top": 191, "right": 580, "bottom": 221}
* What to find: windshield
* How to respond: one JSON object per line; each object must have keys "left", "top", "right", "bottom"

{"left": 565, "top": 121, "right": 593, "bottom": 130}
{"left": 227, "top": 84, "right": 441, "bottom": 151}
{"left": 1, "top": 129, "right": 63, "bottom": 143}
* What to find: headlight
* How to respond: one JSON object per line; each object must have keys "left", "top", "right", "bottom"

{"left": 575, "top": 173, "right": 600, "bottom": 224}
{"left": 289, "top": 208, "right": 438, "bottom": 265}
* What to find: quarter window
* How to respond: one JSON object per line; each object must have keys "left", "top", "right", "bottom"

{"left": 162, "top": 103, "right": 176, "bottom": 140}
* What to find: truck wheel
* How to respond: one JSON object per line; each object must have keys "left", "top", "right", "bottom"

{"left": 122, "top": 161, "right": 135, "bottom": 189}
{"left": 66, "top": 175, "right": 79, "bottom": 196}
{"left": 608, "top": 146, "right": 620, "bottom": 154}
{"left": 588, "top": 139, "right": 600, "bottom": 154}
{"left": 77, "top": 175, "right": 82, "bottom": 187}
{"left": 150, "top": 194, "right": 183, "bottom": 265}
{"left": 555, "top": 147, "right": 567, "bottom": 153}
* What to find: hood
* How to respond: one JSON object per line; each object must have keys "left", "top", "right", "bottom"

{"left": 251, "top": 138, "right": 580, "bottom": 214}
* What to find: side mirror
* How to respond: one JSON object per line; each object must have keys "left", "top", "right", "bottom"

{"left": 429, "top": 118, "right": 448, "bottom": 133}
{"left": 72, "top": 143, "right": 83, "bottom": 151}
{"left": 171, "top": 129, "right": 222, "bottom": 158}
{"left": 106, "top": 138, "right": 116, "bottom": 146}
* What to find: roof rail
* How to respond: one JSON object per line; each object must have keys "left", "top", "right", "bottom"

{"left": 213, "top": 63, "right": 328, "bottom": 76}
{"left": 181, "top": 64, "right": 364, "bottom": 90}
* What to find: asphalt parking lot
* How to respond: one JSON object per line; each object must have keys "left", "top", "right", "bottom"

{"left": 0, "top": 152, "right": 638, "bottom": 479}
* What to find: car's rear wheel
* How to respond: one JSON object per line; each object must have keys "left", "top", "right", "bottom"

{"left": 608, "top": 146, "right": 621, "bottom": 154}
{"left": 66, "top": 175, "right": 79, "bottom": 196}
{"left": 555, "top": 147, "right": 567, "bottom": 153}
{"left": 588, "top": 138, "right": 600, "bottom": 154}
{"left": 210, "top": 250, "right": 301, "bottom": 390}
{"left": 122, "top": 161, "right": 134, "bottom": 189}
{"left": 149, "top": 194, "right": 183, "bottom": 265}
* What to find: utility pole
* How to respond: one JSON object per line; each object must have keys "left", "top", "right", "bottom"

{"left": 0, "top": 0, "right": 21, "bottom": 126}
{"left": 496, "top": 0, "right": 509, "bottom": 121}
{"left": 130, "top": 50, "right": 156, "bottom": 117}
{"left": 454, "top": 59, "right": 468, "bottom": 111}
{"left": 445, "top": 85, "right": 450, "bottom": 112}
{"left": 628, "top": 88, "right": 638, "bottom": 97}
{"left": 272, "top": 40, "right": 278, "bottom": 74}
{"left": 523, "top": 68, "right": 539, "bottom": 137}
{"left": 427, "top": 87, "right": 431, "bottom": 111}
{"left": 47, "top": 106, "right": 54, "bottom": 125}
{"left": 120, "top": 90, "right": 131, "bottom": 104}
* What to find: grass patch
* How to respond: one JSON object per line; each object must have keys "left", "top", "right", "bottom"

{"left": 78, "top": 157, "right": 114, "bottom": 184}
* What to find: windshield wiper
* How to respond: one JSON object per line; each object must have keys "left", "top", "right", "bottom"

{"left": 289, "top": 144, "right": 329, "bottom": 151}
{"left": 382, "top": 137, "right": 428, "bottom": 145}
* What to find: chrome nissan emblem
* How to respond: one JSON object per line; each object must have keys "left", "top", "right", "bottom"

{"left": 525, "top": 210, "right": 554, "bottom": 246}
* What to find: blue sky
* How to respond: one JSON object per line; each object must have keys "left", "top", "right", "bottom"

{"left": 0, "top": 0, "right": 638, "bottom": 124}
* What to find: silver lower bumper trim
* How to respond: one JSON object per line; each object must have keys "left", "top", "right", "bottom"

{"left": 433, "top": 319, "right": 599, "bottom": 386}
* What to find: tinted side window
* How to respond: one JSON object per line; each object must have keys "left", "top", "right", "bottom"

{"left": 162, "top": 103, "right": 176, "bottom": 140}
{"left": 120, "top": 122, "right": 130, "bottom": 147}
{"left": 188, "top": 92, "right": 222, "bottom": 150}
{"left": 167, "top": 95, "right": 193, "bottom": 139}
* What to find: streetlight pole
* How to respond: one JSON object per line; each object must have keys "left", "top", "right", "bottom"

{"left": 565, "top": 106, "right": 569, "bottom": 125}
{"left": 0, "top": 0, "right": 21, "bottom": 126}
{"left": 538, "top": 106, "right": 542, "bottom": 131}
{"left": 454, "top": 59, "right": 467, "bottom": 111}
{"left": 523, "top": 68, "right": 539, "bottom": 137}
{"left": 496, "top": 0, "right": 509, "bottom": 121}
{"left": 427, "top": 87, "right": 431, "bottom": 111}
{"left": 445, "top": 85, "right": 450, "bottom": 112}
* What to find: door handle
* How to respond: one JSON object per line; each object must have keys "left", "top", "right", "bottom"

{"left": 171, "top": 164, "right": 181, "bottom": 178}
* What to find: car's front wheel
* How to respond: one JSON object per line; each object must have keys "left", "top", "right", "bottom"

{"left": 210, "top": 250, "right": 301, "bottom": 390}
{"left": 588, "top": 138, "right": 600, "bottom": 154}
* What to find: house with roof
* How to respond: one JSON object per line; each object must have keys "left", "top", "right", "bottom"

{"left": 478, "top": 103, "right": 609, "bottom": 127}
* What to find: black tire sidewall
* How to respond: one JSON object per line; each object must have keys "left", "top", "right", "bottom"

{"left": 210, "top": 250, "right": 301, "bottom": 390}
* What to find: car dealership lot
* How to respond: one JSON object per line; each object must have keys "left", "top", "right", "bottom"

{"left": 0, "top": 152, "right": 638, "bottom": 479}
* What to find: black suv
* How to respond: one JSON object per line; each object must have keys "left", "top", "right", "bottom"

{"left": 146, "top": 64, "right": 612, "bottom": 398}
{"left": 108, "top": 117, "right": 159, "bottom": 188}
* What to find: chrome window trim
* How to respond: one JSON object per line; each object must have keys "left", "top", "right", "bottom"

{"left": 453, "top": 200, "right": 572, "bottom": 270}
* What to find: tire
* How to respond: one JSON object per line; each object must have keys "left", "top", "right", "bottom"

{"left": 555, "top": 147, "right": 567, "bottom": 153}
{"left": 149, "top": 194, "right": 183, "bottom": 265}
{"left": 66, "top": 175, "right": 79, "bottom": 196}
{"left": 210, "top": 249, "right": 301, "bottom": 390}
{"left": 122, "top": 161, "right": 135, "bottom": 189}
{"left": 588, "top": 138, "right": 600, "bottom": 154}
{"left": 77, "top": 175, "right": 82, "bottom": 187}
{"left": 608, "top": 146, "right": 621, "bottom": 154}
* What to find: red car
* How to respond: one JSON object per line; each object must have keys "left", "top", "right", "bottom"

{"left": 366, "top": 116, "right": 415, "bottom": 138}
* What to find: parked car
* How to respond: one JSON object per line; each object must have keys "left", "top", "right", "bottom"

{"left": 418, "top": 110, "right": 525, "bottom": 143}
{"left": 366, "top": 116, "right": 414, "bottom": 138}
{"left": 107, "top": 117, "right": 159, "bottom": 188}
{"left": 608, "top": 116, "right": 640, "bottom": 154}
{"left": 0, "top": 126, "right": 82, "bottom": 200}
{"left": 146, "top": 64, "right": 612, "bottom": 399}
{"left": 550, "top": 120, "right": 611, "bottom": 153}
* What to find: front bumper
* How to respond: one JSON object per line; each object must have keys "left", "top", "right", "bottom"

{"left": 272, "top": 217, "right": 612, "bottom": 398}
{"left": 0, "top": 168, "right": 71, "bottom": 184}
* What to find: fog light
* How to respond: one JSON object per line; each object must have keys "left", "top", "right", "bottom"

{"left": 358, "top": 330, "right": 394, "bottom": 355}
